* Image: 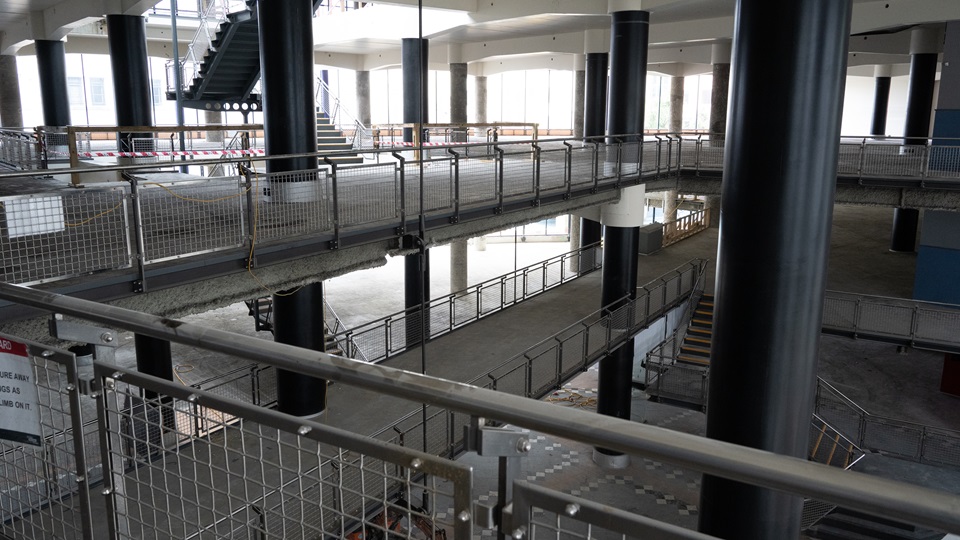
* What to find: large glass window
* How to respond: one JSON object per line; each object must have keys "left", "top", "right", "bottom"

{"left": 524, "top": 70, "right": 549, "bottom": 129}
{"left": 547, "top": 70, "right": 573, "bottom": 132}
{"left": 89, "top": 78, "right": 106, "bottom": 106}
{"left": 67, "top": 77, "right": 84, "bottom": 106}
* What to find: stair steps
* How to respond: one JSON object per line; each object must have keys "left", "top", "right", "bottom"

{"left": 677, "top": 293, "right": 714, "bottom": 367}
{"left": 317, "top": 111, "right": 363, "bottom": 165}
{"left": 807, "top": 508, "right": 945, "bottom": 540}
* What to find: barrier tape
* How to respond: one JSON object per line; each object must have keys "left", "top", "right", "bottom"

{"left": 378, "top": 141, "right": 463, "bottom": 147}
{"left": 78, "top": 149, "right": 266, "bottom": 158}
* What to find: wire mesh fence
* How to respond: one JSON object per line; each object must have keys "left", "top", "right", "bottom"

{"left": 0, "top": 335, "right": 94, "bottom": 540}
{"left": 94, "top": 365, "right": 473, "bottom": 539}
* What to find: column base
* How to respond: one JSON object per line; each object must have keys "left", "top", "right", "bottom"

{"left": 592, "top": 449, "right": 630, "bottom": 469}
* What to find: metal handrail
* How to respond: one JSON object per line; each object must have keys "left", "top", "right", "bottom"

{"left": 1, "top": 281, "right": 959, "bottom": 533}
{"left": 335, "top": 242, "right": 602, "bottom": 364}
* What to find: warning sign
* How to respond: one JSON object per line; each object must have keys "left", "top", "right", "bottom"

{"left": 0, "top": 338, "right": 42, "bottom": 446}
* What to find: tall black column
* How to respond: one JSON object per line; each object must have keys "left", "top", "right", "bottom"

{"left": 871, "top": 66, "right": 892, "bottom": 136}
{"left": 596, "top": 10, "right": 648, "bottom": 460}
{"left": 273, "top": 283, "right": 327, "bottom": 416}
{"left": 402, "top": 38, "right": 429, "bottom": 143}
{"left": 34, "top": 41, "right": 71, "bottom": 127}
{"left": 697, "top": 1, "right": 851, "bottom": 538}
{"left": 258, "top": 0, "right": 317, "bottom": 173}
{"left": 580, "top": 51, "right": 608, "bottom": 267}
{"left": 134, "top": 334, "right": 173, "bottom": 400}
{"left": 892, "top": 29, "right": 939, "bottom": 252}
{"left": 405, "top": 249, "right": 430, "bottom": 346}
{"left": 584, "top": 52, "right": 608, "bottom": 140}
{"left": 107, "top": 16, "right": 153, "bottom": 150}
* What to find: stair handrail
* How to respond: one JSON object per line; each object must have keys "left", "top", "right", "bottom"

{"left": 315, "top": 77, "right": 369, "bottom": 147}
{"left": 323, "top": 297, "right": 368, "bottom": 362}
{"left": 208, "top": 129, "right": 248, "bottom": 176}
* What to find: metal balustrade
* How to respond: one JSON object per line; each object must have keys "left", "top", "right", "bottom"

{"left": 336, "top": 243, "right": 602, "bottom": 363}
{"left": 0, "top": 129, "right": 43, "bottom": 170}
{"left": 0, "top": 282, "right": 959, "bottom": 539}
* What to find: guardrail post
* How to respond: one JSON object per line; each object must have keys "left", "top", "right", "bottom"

{"left": 495, "top": 144, "right": 505, "bottom": 213}
{"left": 243, "top": 167, "right": 255, "bottom": 253}
{"left": 127, "top": 174, "right": 147, "bottom": 292}
{"left": 910, "top": 306, "right": 920, "bottom": 346}
{"left": 858, "top": 138, "right": 866, "bottom": 183}
{"left": 323, "top": 157, "right": 340, "bottom": 249}
{"left": 69, "top": 128, "right": 81, "bottom": 186}
{"left": 614, "top": 138, "right": 624, "bottom": 186}
{"left": 696, "top": 134, "right": 703, "bottom": 176}
{"left": 447, "top": 148, "right": 460, "bottom": 223}
{"left": 852, "top": 298, "right": 862, "bottom": 337}
{"left": 532, "top": 142, "right": 542, "bottom": 204}
{"left": 555, "top": 338, "right": 564, "bottom": 386}
{"left": 525, "top": 354, "right": 534, "bottom": 397}
{"left": 563, "top": 141, "right": 573, "bottom": 199}
{"left": 394, "top": 152, "right": 407, "bottom": 235}
{"left": 591, "top": 140, "right": 601, "bottom": 192}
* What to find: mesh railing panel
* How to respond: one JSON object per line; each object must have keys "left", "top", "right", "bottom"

{"left": 914, "top": 308, "right": 960, "bottom": 344}
{"left": 501, "top": 152, "right": 536, "bottom": 198}
{"left": 856, "top": 302, "right": 914, "bottom": 337}
{"left": 538, "top": 148, "right": 568, "bottom": 193}
{"left": 569, "top": 145, "right": 596, "bottom": 187}
{"left": 137, "top": 178, "right": 246, "bottom": 263}
{"left": 0, "top": 347, "right": 91, "bottom": 540}
{"left": 862, "top": 418, "right": 922, "bottom": 460}
{"left": 926, "top": 145, "right": 960, "bottom": 178}
{"left": 253, "top": 171, "right": 332, "bottom": 241}
{"left": 836, "top": 143, "right": 862, "bottom": 175}
{"left": 0, "top": 188, "right": 131, "bottom": 285}
{"left": 336, "top": 163, "right": 398, "bottom": 228}
{"left": 861, "top": 144, "right": 924, "bottom": 177}
{"left": 821, "top": 296, "right": 857, "bottom": 330}
{"left": 100, "top": 375, "right": 468, "bottom": 540}
{"left": 457, "top": 154, "right": 498, "bottom": 207}
{"left": 404, "top": 161, "right": 454, "bottom": 214}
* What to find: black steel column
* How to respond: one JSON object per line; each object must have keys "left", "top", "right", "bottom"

{"left": 698, "top": 1, "right": 851, "bottom": 538}
{"left": 106, "top": 16, "right": 153, "bottom": 149}
{"left": 134, "top": 334, "right": 173, "bottom": 400}
{"left": 402, "top": 38, "right": 429, "bottom": 143}
{"left": 584, "top": 52, "right": 608, "bottom": 140}
{"left": 257, "top": 0, "right": 317, "bottom": 173}
{"left": 405, "top": 249, "right": 430, "bottom": 346}
{"left": 597, "top": 10, "right": 648, "bottom": 439}
{"left": 871, "top": 75, "right": 891, "bottom": 136}
{"left": 581, "top": 51, "right": 608, "bottom": 268}
{"left": 892, "top": 44, "right": 938, "bottom": 252}
{"left": 34, "top": 40, "right": 71, "bottom": 127}
{"left": 273, "top": 282, "right": 327, "bottom": 416}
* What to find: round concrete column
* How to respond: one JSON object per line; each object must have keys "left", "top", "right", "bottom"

{"left": 709, "top": 41, "right": 731, "bottom": 140}
{"left": 573, "top": 54, "right": 586, "bottom": 139}
{"left": 669, "top": 76, "right": 684, "bottom": 133}
{"left": 450, "top": 239, "right": 468, "bottom": 294}
{"left": 450, "top": 62, "right": 468, "bottom": 142}
{"left": 0, "top": 55, "right": 24, "bottom": 128}
{"left": 356, "top": 70, "right": 372, "bottom": 126}
{"left": 475, "top": 76, "right": 487, "bottom": 124}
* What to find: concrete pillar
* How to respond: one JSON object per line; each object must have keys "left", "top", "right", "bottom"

{"left": 257, "top": 0, "right": 317, "bottom": 173}
{"left": 705, "top": 195, "right": 721, "bottom": 228}
{"left": 0, "top": 55, "right": 23, "bottom": 128}
{"left": 35, "top": 40, "right": 71, "bottom": 127}
{"left": 450, "top": 239, "right": 468, "bottom": 293}
{"left": 871, "top": 65, "right": 892, "bottom": 137}
{"left": 107, "top": 15, "right": 154, "bottom": 150}
{"left": 272, "top": 283, "right": 327, "bottom": 416}
{"left": 709, "top": 41, "right": 731, "bottom": 140}
{"left": 356, "top": 70, "right": 372, "bottom": 126}
{"left": 663, "top": 189, "right": 679, "bottom": 236}
{"left": 596, "top": 5, "right": 648, "bottom": 468}
{"left": 697, "top": 1, "right": 851, "bottom": 538}
{"left": 475, "top": 76, "right": 487, "bottom": 123}
{"left": 573, "top": 54, "right": 586, "bottom": 139}
{"left": 205, "top": 110, "right": 224, "bottom": 142}
{"left": 450, "top": 61, "right": 468, "bottom": 142}
{"left": 402, "top": 37, "right": 429, "bottom": 143}
{"left": 669, "top": 76, "right": 684, "bottom": 133}
{"left": 568, "top": 217, "right": 582, "bottom": 273}
{"left": 892, "top": 27, "right": 939, "bottom": 253}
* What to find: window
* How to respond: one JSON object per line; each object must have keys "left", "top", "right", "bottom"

{"left": 152, "top": 79, "right": 162, "bottom": 106}
{"left": 67, "top": 77, "right": 83, "bottom": 106}
{"left": 89, "top": 78, "right": 105, "bottom": 106}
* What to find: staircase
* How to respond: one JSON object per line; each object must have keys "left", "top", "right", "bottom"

{"left": 807, "top": 507, "right": 945, "bottom": 540}
{"left": 167, "top": 3, "right": 262, "bottom": 109}
{"left": 677, "top": 293, "right": 714, "bottom": 367}
{"left": 245, "top": 297, "right": 345, "bottom": 356}
{"left": 317, "top": 111, "right": 363, "bottom": 165}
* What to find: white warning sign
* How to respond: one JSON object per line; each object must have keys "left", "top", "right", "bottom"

{"left": 0, "top": 338, "right": 42, "bottom": 446}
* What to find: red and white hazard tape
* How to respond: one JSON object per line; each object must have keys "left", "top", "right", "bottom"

{"left": 379, "top": 141, "right": 458, "bottom": 147}
{"left": 79, "top": 149, "right": 266, "bottom": 158}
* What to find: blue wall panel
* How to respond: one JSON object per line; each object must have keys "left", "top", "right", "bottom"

{"left": 914, "top": 245, "right": 960, "bottom": 305}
